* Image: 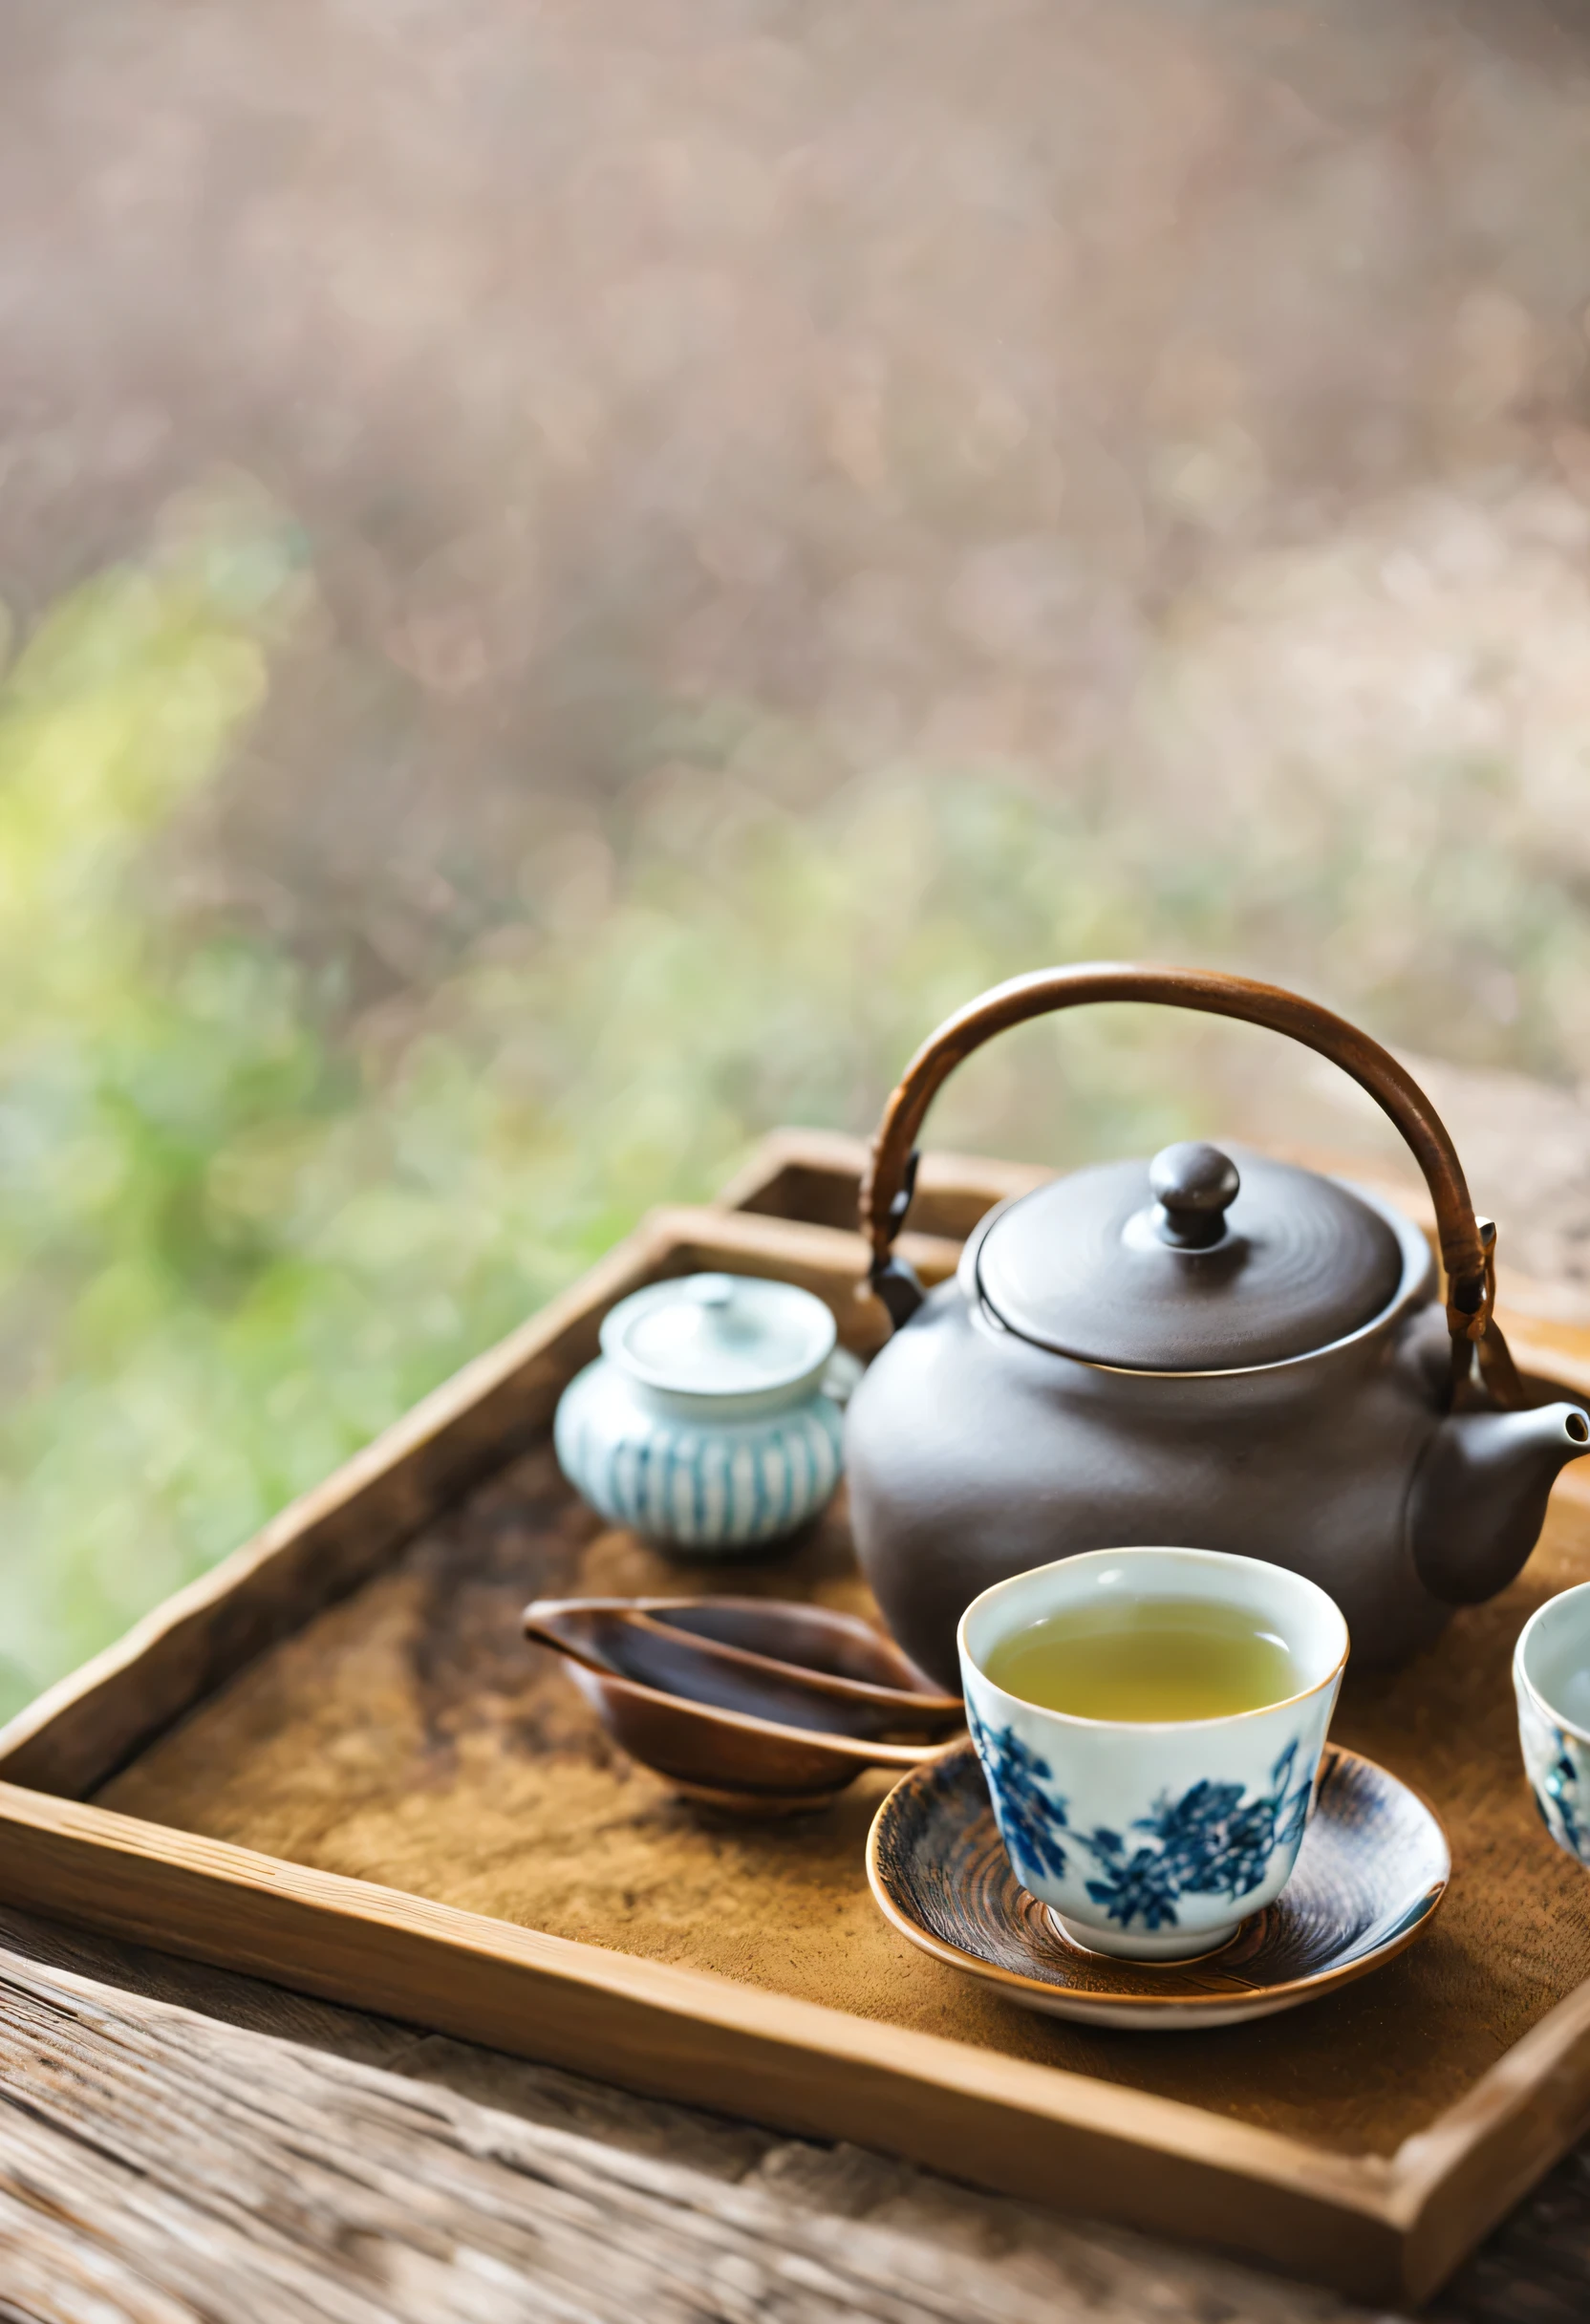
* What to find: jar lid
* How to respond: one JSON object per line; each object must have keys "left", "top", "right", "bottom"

{"left": 601, "top": 1273, "right": 837, "bottom": 1400}
{"left": 975, "top": 1142, "right": 1407, "bottom": 1371}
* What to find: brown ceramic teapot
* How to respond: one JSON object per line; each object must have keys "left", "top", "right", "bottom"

{"left": 845, "top": 964, "right": 1590, "bottom": 1690}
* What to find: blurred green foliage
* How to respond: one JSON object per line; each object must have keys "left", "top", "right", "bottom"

{"left": 6, "top": 488, "right": 1590, "bottom": 1720}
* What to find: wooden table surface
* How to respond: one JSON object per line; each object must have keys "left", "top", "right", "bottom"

{"left": 2, "top": 1899, "right": 1585, "bottom": 2323}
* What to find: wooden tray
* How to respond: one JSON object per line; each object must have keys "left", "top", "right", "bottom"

{"left": 5, "top": 1130, "right": 1590, "bottom": 2305}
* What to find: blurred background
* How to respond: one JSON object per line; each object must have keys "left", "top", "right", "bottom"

{"left": 7, "top": 0, "right": 1590, "bottom": 1721}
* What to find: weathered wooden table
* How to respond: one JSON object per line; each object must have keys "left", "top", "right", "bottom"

{"left": 3, "top": 1891, "right": 1586, "bottom": 2322}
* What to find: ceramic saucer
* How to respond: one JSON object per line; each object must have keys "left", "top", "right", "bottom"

{"left": 867, "top": 1740, "right": 1449, "bottom": 2031}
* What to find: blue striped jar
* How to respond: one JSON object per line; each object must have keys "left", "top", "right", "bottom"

{"left": 553, "top": 1273, "right": 855, "bottom": 1553}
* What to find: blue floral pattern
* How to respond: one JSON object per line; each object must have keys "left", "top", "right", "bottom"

{"left": 1078, "top": 1742, "right": 1312, "bottom": 1931}
{"left": 1536, "top": 1731, "right": 1584, "bottom": 1858}
{"left": 965, "top": 1699, "right": 1071, "bottom": 1884}
{"left": 1517, "top": 1683, "right": 1590, "bottom": 1870}
{"left": 968, "top": 1707, "right": 1314, "bottom": 1934}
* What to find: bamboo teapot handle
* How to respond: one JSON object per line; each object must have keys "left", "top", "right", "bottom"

{"left": 861, "top": 962, "right": 1515, "bottom": 1398}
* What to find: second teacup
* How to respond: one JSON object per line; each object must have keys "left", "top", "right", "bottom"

{"left": 1515, "top": 1582, "right": 1590, "bottom": 1868}
{"left": 957, "top": 1546, "right": 1349, "bottom": 1961}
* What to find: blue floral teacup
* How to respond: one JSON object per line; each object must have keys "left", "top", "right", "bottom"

{"left": 958, "top": 1546, "right": 1349, "bottom": 1961}
{"left": 1515, "top": 1583, "right": 1590, "bottom": 1868}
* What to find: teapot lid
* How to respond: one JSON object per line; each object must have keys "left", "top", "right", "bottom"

{"left": 975, "top": 1142, "right": 1407, "bottom": 1370}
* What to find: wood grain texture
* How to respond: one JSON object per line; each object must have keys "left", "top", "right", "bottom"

{"left": 0, "top": 1931, "right": 1381, "bottom": 2324}
{"left": 4, "top": 1903, "right": 1589, "bottom": 2324}
{"left": 0, "top": 1773, "right": 1402, "bottom": 2297}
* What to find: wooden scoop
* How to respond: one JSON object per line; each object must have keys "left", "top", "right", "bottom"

{"left": 523, "top": 1595, "right": 965, "bottom": 1813}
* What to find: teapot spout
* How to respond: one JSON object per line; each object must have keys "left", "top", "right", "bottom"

{"left": 1410, "top": 1401, "right": 1590, "bottom": 1607}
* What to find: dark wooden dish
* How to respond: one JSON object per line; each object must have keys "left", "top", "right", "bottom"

{"left": 523, "top": 1596, "right": 963, "bottom": 1811}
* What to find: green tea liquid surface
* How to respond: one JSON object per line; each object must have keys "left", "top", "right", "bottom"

{"left": 981, "top": 1596, "right": 1301, "bottom": 1722}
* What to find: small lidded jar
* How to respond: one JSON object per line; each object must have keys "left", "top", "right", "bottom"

{"left": 554, "top": 1273, "right": 855, "bottom": 1551}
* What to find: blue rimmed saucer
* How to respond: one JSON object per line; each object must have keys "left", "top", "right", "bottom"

{"left": 867, "top": 1740, "right": 1449, "bottom": 2031}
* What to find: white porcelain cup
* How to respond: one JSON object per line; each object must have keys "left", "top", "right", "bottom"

{"left": 1515, "top": 1583, "right": 1590, "bottom": 1868}
{"left": 957, "top": 1546, "right": 1349, "bottom": 1960}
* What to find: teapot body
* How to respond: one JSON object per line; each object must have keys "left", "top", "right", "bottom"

{"left": 847, "top": 1195, "right": 1449, "bottom": 1690}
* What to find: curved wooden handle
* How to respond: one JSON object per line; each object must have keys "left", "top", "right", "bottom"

{"left": 861, "top": 963, "right": 1498, "bottom": 1367}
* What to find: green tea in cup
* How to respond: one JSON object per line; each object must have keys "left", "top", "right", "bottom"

{"left": 958, "top": 1546, "right": 1349, "bottom": 1959}
{"left": 980, "top": 1594, "right": 1302, "bottom": 1723}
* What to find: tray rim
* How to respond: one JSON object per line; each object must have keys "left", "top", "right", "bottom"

{"left": 3, "top": 1129, "right": 1590, "bottom": 2303}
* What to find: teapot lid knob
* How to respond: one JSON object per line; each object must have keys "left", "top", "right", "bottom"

{"left": 1150, "top": 1142, "right": 1240, "bottom": 1249}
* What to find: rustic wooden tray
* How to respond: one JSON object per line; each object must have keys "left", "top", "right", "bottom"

{"left": 5, "top": 1130, "right": 1590, "bottom": 2305}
